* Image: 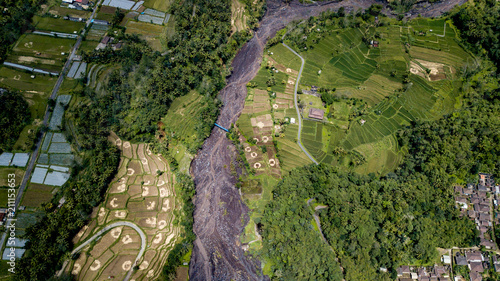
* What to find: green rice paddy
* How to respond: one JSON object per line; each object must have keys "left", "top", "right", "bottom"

{"left": 263, "top": 17, "right": 469, "bottom": 175}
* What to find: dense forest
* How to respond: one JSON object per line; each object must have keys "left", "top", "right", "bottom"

{"left": 0, "top": 91, "right": 31, "bottom": 153}
{"left": 261, "top": 164, "right": 478, "bottom": 280}
{"left": 0, "top": 0, "right": 41, "bottom": 62}
{"left": 450, "top": 0, "right": 500, "bottom": 68}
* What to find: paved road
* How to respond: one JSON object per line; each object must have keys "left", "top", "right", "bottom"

{"left": 13, "top": 0, "right": 103, "bottom": 212}
{"left": 307, "top": 198, "right": 328, "bottom": 242}
{"left": 5, "top": 0, "right": 103, "bottom": 262}
{"left": 281, "top": 38, "right": 318, "bottom": 165}
{"left": 58, "top": 221, "right": 146, "bottom": 281}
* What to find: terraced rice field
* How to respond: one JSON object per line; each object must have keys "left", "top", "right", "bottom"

{"left": 69, "top": 133, "right": 181, "bottom": 280}
{"left": 162, "top": 91, "right": 205, "bottom": 146}
{"left": 239, "top": 62, "right": 311, "bottom": 174}
{"left": 263, "top": 17, "right": 468, "bottom": 175}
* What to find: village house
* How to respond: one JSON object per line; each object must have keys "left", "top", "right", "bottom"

{"left": 469, "top": 271, "right": 482, "bottom": 281}
{"left": 456, "top": 197, "right": 468, "bottom": 210}
{"left": 465, "top": 251, "right": 484, "bottom": 263}
{"left": 455, "top": 253, "right": 468, "bottom": 266}
{"left": 397, "top": 265, "right": 410, "bottom": 277}
{"left": 479, "top": 173, "right": 494, "bottom": 187}
{"left": 397, "top": 265, "right": 452, "bottom": 281}
{"left": 469, "top": 261, "right": 484, "bottom": 273}
{"left": 308, "top": 108, "right": 324, "bottom": 120}
{"left": 456, "top": 174, "right": 497, "bottom": 250}
{"left": 92, "top": 19, "right": 109, "bottom": 25}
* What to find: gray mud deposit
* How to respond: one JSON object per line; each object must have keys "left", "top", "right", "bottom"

{"left": 189, "top": 0, "right": 466, "bottom": 280}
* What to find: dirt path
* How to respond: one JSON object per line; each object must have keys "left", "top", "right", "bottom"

{"left": 190, "top": 0, "right": 468, "bottom": 280}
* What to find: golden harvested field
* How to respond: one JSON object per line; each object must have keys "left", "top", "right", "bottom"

{"left": 68, "top": 132, "right": 181, "bottom": 280}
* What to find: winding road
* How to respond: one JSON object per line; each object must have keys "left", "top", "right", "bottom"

{"left": 281, "top": 34, "right": 318, "bottom": 164}
{"left": 57, "top": 221, "right": 146, "bottom": 281}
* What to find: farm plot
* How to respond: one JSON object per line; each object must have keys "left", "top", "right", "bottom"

{"left": 0, "top": 66, "right": 57, "bottom": 94}
{"left": 9, "top": 34, "right": 75, "bottom": 70}
{"left": 143, "top": 0, "right": 172, "bottom": 12}
{"left": 48, "top": 6, "right": 91, "bottom": 18}
{"left": 49, "top": 95, "right": 72, "bottom": 130}
{"left": 266, "top": 45, "right": 302, "bottom": 71}
{"left": 15, "top": 211, "right": 44, "bottom": 237}
{"left": 102, "top": 0, "right": 135, "bottom": 10}
{"left": 21, "top": 183, "right": 55, "bottom": 207}
{"left": 125, "top": 20, "right": 166, "bottom": 51}
{"left": 87, "top": 24, "right": 109, "bottom": 41}
{"left": 33, "top": 16, "right": 85, "bottom": 34}
{"left": 69, "top": 133, "right": 181, "bottom": 280}
{"left": 267, "top": 17, "right": 467, "bottom": 175}
{"left": 0, "top": 168, "right": 25, "bottom": 187}
{"left": 250, "top": 60, "right": 289, "bottom": 93}
{"left": 0, "top": 153, "right": 30, "bottom": 167}
{"left": 67, "top": 62, "right": 87, "bottom": 79}
{"left": 0, "top": 153, "right": 13, "bottom": 166}
{"left": 162, "top": 91, "right": 206, "bottom": 150}
{"left": 30, "top": 164, "right": 70, "bottom": 186}
{"left": 34, "top": 131, "right": 73, "bottom": 186}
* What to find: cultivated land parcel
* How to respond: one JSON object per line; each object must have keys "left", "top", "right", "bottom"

{"left": 240, "top": 17, "right": 469, "bottom": 178}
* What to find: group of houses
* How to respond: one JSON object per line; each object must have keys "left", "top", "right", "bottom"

{"left": 454, "top": 250, "right": 500, "bottom": 281}
{"left": 397, "top": 264, "right": 451, "bottom": 281}
{"left": 62, "top": 0, "right": 90, "bottom": 9}
{"left": 455, "top": 173, "right": 497, "bottom": 249}
{"left": 96, "top": 35, "right": 123, "bottom": 50}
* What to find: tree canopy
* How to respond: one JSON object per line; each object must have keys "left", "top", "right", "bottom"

{"left": 0, "top": 91, "right": 31, "bottom": 152}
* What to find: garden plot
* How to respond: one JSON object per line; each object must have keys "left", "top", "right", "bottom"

{"left": 0, "top": 153, "right": 14, "bottom": 166}
{"left": 31, "top": 166, "right": 48, "bottom": 184}
{"left": 48, "top": 142, "right": 72, "bottom": 153}
{"left": 87, "top": 24, "right": 109, "bottom": 40}
{"left": 11, "top": 153, "right": 30, "bottom": 167}
{"left": 102, "top": 0, "right": 135, "bottom": 10}
{"left": 138, "top": 8, "right": 170, "bottom": 25}
{"left": 49, "top": 95, "right": 71, "bottom": 130}
{"left": 30, "top": 164, "right": 70, "bottom": 186}
{"left": 69, "top": 134, "right": 181, "bottom": 280}
{"left": 67, "top": 61, "right": 80, "bottom": 78}
{"left": 0, "top": 152, "right": 30, "bottom": 167}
